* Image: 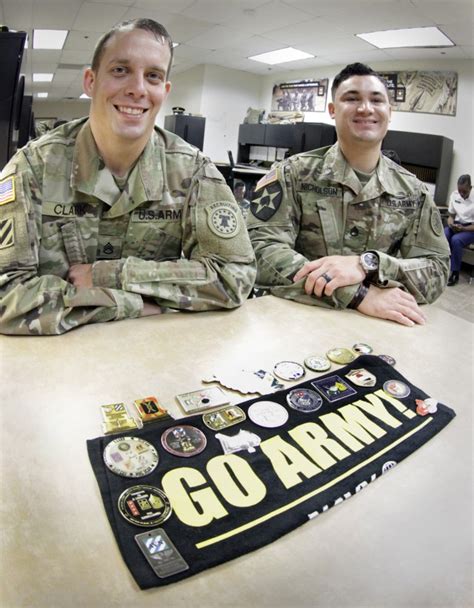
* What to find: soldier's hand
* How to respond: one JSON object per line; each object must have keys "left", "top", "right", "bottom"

{"left": 293, "top": 255, "right": 365, "bottom": 297}
{"left": 68, "top": 264, "right": 93, "bottom": 287}
{"left": 357, "top": 285, "right": 426, "bottom": 327}
{"left": 141, "top": 300, "right": 162, "bottom": 317}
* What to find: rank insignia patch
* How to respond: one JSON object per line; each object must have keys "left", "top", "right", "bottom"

{"left": 206, "top": 202, "right": 239, "bottom": 238}
{"left": 250, "top": 181, "right": 282, "bottom": 221}
{"left": 0, "top": 176, "right": 15, "bottom": 206}
{"left": 0, "top": 218, "right": 14, "bottom": 249}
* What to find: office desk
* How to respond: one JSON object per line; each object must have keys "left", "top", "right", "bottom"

{"left": 0, "top": 297, "right": 472, "bottom": 608}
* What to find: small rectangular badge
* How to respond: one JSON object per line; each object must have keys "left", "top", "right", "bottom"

{"left": 0, "top": 218, "right": 14, "bottom": 249}
{"left": 134, "top": 396, "right": 170, "bottom": 423}
{"left": 0, "top": 176, "right": 15, "bottom": 206}
{"left": 176, "top": 386, "right": 230, "bottom": 414}
{"left": 311, "top": 375, "right": 357, "bottom": 403}
{"left": 135, "top": 528, "right": 189, "bottom": 578}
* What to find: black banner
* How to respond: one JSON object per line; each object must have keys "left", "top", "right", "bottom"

{"left": 87, "top": 355, "right": 455, "bottom": 589}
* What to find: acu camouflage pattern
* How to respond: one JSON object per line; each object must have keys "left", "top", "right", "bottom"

{"left": 0, "top": 118, "right": 256, "bottom": 335}
{"left": 247, "top": 143, "right": 449, "bottom": 309}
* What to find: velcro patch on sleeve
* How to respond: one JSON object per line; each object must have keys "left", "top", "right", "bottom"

{"left": 0, "top": 176, "right": 15, "bottom": 206}
{"left": 254, "top": 168, "right": 278, "bottom": 192}
{"left": 0, "top": 218, "right": 14, "bottom": 249}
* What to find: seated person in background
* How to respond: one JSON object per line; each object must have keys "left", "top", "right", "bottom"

{"left": 248, "top": 62, "right": 449, "bottom": 327}
{"left": 444, "top": 174, "right": 474, "bottom": 286}
{"left": 233, "top": 181, "right": 251, "bottom": 219}
{"left": 0, "top": 18, "right": 256, "bottom": 335}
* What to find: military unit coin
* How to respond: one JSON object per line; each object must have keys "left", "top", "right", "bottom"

{"left": 346, "top": 368, "right": 377, "bottom": 387}
{"left": 273, "top": 361, "right": 305, "bottom": 381}
{"left": 415, "top": 398, "right": 438, "bottom": 416}
{"left": 378, "top": 354, "right": 396, "bottom": 366}
{"left": 118, "top": 485, "right": 172, "bottom": 527}
{"left": 326, "top": 348, "right": 356, "bottom": 365}
{"left": 161, "top": 425, "right": 207, "bottom": 457}
{"left": 134, "top": 396, "right": 170, "bottom": 424}
{"left": 103, "top": 437, "right": 159, "bottom": 478}
{"left": 383, "top": 380, "right": 411, "bottom": 398}
{"left": 304, "top": 355, "right": 331, "bottom": 372}
{"left": 202, "top": 406, "right": 246, "bottom": 431}
{"left": 286, "top": 388, "right": 323, "bottom": 413}
{"left": 352, "top": 343, "right": 373, "bottom": 354}
{"left": 248, "top": 401, "right": 289, "bottom": 428}
{"left": 312, "top": 375, "right": 357, "bottom": 403}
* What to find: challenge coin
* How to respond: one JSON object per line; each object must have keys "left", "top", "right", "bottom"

{"left": 326, "top": 347, "right": 356, "bottom": 364}
{"left": 248, "top": 401, "right": 289, "bottom": 428}
{"left": 304, "top": 355, "right": 331, "bottom": 372}
{"left": 286, "top": 388, "right": 323, "bottom": 413}
{"left": 352, "top": 343, "right": 373, "bottom": 354}
{"left": 118, "top": 485, "right": 172, "bottom": 527}
{"left": 273, "top": 361, "right": 305, "bottom": 381}
{"left": 161, "top": 425, "right": 207, "bottom": 457}
{"left": 103, "top": 437, "right": 159, "bottom": 478}
{"left": 345, "top": 368, "right": 377, "bottom": 387}
{"left": 378, "top": 354, "right": 396, "bottom": 366}
{"left": 202, "top": 406, "right": 246, "bottom": 431}
{"left": 383, "top": 380, "right": 410, "bottom": 398}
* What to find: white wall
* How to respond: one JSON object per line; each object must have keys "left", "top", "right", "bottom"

{"left": 33, "top": 99, "right": 90, "bottom": 121}
{"left": 258, "top": 59, "right": 473, "bottom": 195}
{"left": 159, "top": 64, "right": 261, "bottom": 163}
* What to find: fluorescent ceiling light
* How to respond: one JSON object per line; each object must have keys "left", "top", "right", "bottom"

{"left": 33, "top": 73, "right": 54, "bottom": 82}
{"left": 36, "top": 92, "right": 49, "bottom": 98}
{"left": 33, "top": 29, "right": 68, "bottom": 50}
{"left": 357, "top": 26, "right": 454, "bottom": 49}
{"left": 172, "top": 42, "right": 179, "bottom": 48}
{"left": 249, "top": 47, "right": 314, "bottom": 65}
{"left": 79, "top": 93, "right": 90, "bottom": 99}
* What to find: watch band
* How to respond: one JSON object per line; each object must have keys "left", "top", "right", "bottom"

{"left": 348, "top": 283, "right": 369, "bottom": 309}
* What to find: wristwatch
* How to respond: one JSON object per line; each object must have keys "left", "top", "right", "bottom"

{"left": 359, "top": 251, "right": 379, "bottom": 280}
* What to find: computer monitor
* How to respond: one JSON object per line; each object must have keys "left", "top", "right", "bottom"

{"left": 18, "top": 94, "right": 33, "bottom": 148}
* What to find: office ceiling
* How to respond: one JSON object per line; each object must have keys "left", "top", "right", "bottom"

{"left": 1, "top": 0, "right": 472, "bottom": 102}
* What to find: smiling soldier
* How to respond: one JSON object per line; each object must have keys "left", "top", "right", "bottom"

{"left": 0, "top": 19, "right": 256, "bottom": 335}
{"left": 248, "top": 63, "right": 449, "bottom": 327}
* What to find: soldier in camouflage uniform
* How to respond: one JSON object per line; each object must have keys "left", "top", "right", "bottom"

{"left": 0, "top": 19, "right": 256, "bottom": 335}
{"left": 248, "top": 63, "right": 449, "bottom": 327}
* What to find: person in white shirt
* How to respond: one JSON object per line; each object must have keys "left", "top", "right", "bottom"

{"left": 444, "top": 174, "right": 474, "bottom": 285}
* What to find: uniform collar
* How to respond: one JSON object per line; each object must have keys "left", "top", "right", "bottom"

{"left": 319, "top": 142, "right": 404, "bottom": 198}
{"left": 71, "top": 121, "right": 164, "bottom": 212}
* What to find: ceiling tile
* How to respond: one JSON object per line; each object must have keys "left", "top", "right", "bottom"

{"left": 72, "top": 2, "right": 130, "bottom": 32}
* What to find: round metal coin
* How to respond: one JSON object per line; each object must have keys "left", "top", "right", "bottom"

{"left": 248, "top": 401, "right": 289, "bottom": 428}
{"left": 352, "top": 343, "right": 373, "bottom": 354}
{"left": 304, "top": 355, "right": 331, "bottom": 372}
{"left": 378, "top": 354, "right": 396, "bottom": 366}
{"left": 273, "top": 361, "right": 306, "bottom": 381}
{"left": 286, "top": 388, "right": 323, "bottom": 413}
{"left": 117, "top": 485, "right": 172, "bottom": 527}
{"left": 103, "top": 436, "right": 159, "bottom": 478}
{"left": 161, "top": 425, "right": 207, "bottom": 457}
{"left": 383, "top": 380, "right": 411, "bottom": 398}
{"left": 326, "top": 347, "right": 356, "bottom": 364}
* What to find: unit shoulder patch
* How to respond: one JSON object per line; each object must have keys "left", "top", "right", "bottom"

{"left": 0, "top": 218, "right": 14, "bottom": 249}
{"left": 250, "top": 181, "right": 283, "bottom": 221}
{"left": 430, "top": 207, "right": 443, "bottom": 236}
{"left": 206, "top": 201, "right": 239, "bottom": 238}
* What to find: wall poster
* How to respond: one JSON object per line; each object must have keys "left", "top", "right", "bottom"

{"left": 379, "top": 71, "right": 458, "bottom": 116}
{"left": 271, "top": 79, "right": 328, "bottom": 113}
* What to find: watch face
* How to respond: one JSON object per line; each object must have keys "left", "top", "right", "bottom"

{"left": 362, "top": 252, "right": 379, "bottom": 272}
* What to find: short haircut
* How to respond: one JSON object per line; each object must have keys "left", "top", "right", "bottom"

{"left": 331, "top": 62, "right": 388, "bottom": 100}
{"left": 234, "top": 181, "right": 245, "bottom": 189}
{"left": 91, "top": 18, "right": 174, "bottom": 78}
{"left": 457, "top": 174, "right": 472, "bottom": 188}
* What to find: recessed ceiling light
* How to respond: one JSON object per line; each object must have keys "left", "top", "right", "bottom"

{"left": 79, "top": 93, "right": 90, "bottom": 99}
{"left": 36, "top": 92, "right": 49, "bottom": 98}
{"left": 172, "top": 42, "right": 179, "bottom": 48}
{"left": 249, "top": 47, "right": 314, "bottom": 65}
{"left": 357, "top": 26, "right": 454, "bottom": 49}
{"left": 33, "top": 73, "right": 54, "bottom": 82}
{"left": 33, "top": 29, "right": 68, "bottom": 50}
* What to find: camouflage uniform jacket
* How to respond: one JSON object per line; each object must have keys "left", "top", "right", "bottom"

{"left": 0, "top": 118, "right": 256, "bottom": 335}
{"left": 247, "top": 143, "right": 449, "bottom": 309}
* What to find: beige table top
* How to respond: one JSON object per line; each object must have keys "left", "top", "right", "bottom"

{"left": 0, "top": 296, "right": 472, "bottom": 608}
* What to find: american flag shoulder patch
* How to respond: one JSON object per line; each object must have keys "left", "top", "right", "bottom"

{"left": 0, "top": 176, "right": 15, "bottom": 206}
{"left": 0, "top": 218, "right": 14, "bottom": 250}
